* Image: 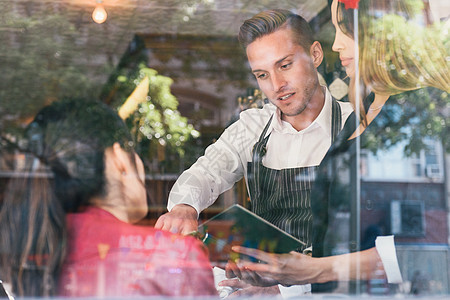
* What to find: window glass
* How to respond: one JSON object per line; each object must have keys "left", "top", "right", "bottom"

{"left": 0, "top": 0, "right": 448, "bottom": 298}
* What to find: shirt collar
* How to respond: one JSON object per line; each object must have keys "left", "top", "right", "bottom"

{"left": 266, "top": 86, "right": 332, "bottom": 137}
{"left": 314, "top": 86, "right": 333, "bottom": 136}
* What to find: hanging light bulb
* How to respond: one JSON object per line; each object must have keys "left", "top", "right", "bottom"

{"left": 92, "top": 1, "right": 107, "bottom": 24}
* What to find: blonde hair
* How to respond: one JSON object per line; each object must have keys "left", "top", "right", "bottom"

{"left": 336, "top": 0, "right": 449, "bottom": 114}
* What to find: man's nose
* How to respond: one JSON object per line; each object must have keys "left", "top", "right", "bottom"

{"left": 271, "top": 73, "right": 287, "bottom": 92}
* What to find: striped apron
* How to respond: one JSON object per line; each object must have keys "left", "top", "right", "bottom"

{"left": 247, "top": 99, "right": 342, "bottom": 251}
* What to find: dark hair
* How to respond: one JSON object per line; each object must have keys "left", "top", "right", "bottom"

{"left": 0, "top": 98, "right": 135, "bottom": 296}
{"left": 238, "top": 9, "right": 315, "bottom": 51}
{"left": 28, "top": 98, "right": 134, "bottom": 211}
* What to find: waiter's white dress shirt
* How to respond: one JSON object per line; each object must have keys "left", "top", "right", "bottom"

{"left": 168, "top": 87, "right": 352, "bottom": 213}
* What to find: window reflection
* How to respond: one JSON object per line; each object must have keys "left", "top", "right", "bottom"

{"left": 0, "top": 0, "right": 449, "bottom": 298}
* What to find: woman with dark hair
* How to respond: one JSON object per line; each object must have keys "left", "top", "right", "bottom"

{"left": 223, "top": 0, "right": 449, "bottom": 293}
{"left": 0, "top": 99, "right": 216, "bottom": 297}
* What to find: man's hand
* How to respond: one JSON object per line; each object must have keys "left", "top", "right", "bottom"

{"left": 154, "top": 204, "right": 198, "bottom": 235}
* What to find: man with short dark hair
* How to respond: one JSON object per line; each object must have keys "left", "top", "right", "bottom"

{"left": 156, "top": 10, "right": 353, "bottom": 296}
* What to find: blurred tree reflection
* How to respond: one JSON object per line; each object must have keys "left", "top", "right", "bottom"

{"left": 355, "top": 0, "right": 449, "bottom": 154}
{"left": 363, "top": 88, "right": 449, "bottom": 156}
{"left": 99, "top": 36, "right": 201, "bottom": 174}
{"left": 0, "top": 11, "right": 202, "bottom": 174}
{"left": 0, "top": 12, "right": 102, "bottom": 135}
{"left": 119, "top": 65, "right": 201, "bottom": 174}
{"left": 0, "top": 8, "right": 108, "bottom": 174}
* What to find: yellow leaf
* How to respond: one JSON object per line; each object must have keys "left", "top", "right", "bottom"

{"left": 118, "top": 76, "right": 150, "bottom": 120}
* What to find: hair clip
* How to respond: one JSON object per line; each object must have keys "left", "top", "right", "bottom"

{"left": 338, "top": 0, "right": 359, "bottom": 10}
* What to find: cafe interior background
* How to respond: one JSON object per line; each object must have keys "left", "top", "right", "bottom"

{"left": 0, "top": 0, "right": 449, "bottom": 296}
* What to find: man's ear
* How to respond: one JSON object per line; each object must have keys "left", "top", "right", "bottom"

{"left": 310, "top": 41, "right": 324, "bottom": 68}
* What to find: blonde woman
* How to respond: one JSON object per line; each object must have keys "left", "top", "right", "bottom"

{"left": 224, "top": 0, "right": 449, "bottom": 293}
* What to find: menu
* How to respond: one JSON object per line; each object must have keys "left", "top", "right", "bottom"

{"left": 197, "top": 204, "right": 305, "bottom": 264}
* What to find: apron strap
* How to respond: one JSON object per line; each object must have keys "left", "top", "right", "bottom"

{"left": 331, "top": 98, "right": 342, "bottom": 143}
{"left": 257, "top": 114, "right": 273, "bottom": 143}
{"left": 251, "top": 114, "right": 273, "bottom": 160}
{"left": 249, "top": 114, "right": 274, "bottom": 201}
